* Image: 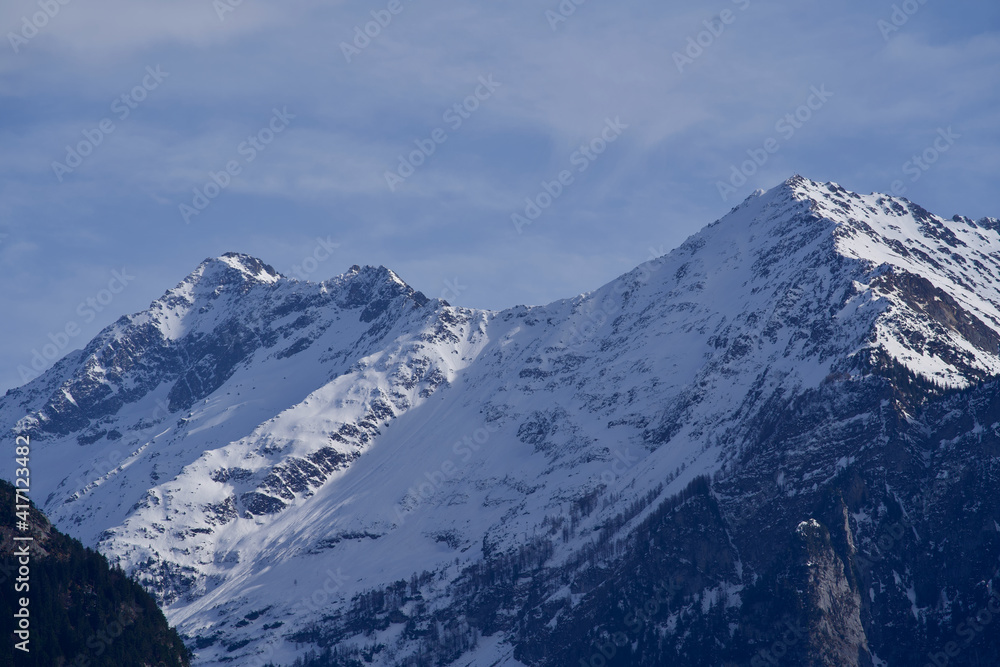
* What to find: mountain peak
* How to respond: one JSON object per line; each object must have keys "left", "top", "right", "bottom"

{"left": 342, "top": 263, "right": 405, "bottom": 285}
{"left": 776, "top": 174, "right": 850, "bottom": 203}
{"left": 723, "top": 174, "right": 832, "bottom": 219}
{"left": 4, "top": 178, "right": 1000, "bottom": 667}
{"left": 334, "top": 264, "right": 428, "bottom": 314}
{"left": 647, "top": 175, "right": 1000, "bottom": 394}
{"left": 193, "top": 252, "right": 282, "bottom": 286}
{"left": 784, "top": 172, "right": 810, "bottom": 188}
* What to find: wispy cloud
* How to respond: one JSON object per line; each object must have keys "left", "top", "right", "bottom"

{"left": 0, "top": 0, "right": 997, "bottom": 391}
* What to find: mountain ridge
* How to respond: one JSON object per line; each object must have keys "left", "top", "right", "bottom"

{"left": 2, "top": 175, "right": 999, "bottom": 666}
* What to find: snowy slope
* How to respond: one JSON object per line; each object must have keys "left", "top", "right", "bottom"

{"left": 2, "top": 176, "right": 999, "bottom": 666}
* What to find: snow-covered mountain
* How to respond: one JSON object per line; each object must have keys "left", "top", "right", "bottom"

{"left": 4, "top": 175, "right": 1000, "bottom": 666}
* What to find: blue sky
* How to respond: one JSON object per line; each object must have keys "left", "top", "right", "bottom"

{"left": 1, "top": 0, "right": 998, "bottom": 393}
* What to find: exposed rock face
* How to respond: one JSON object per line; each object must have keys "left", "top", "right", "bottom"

{"left": 2, "top": 177, "right": 999, "bottom": 666}
{"left": 793, "top": 517, "right": 870, "bottom": 667}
